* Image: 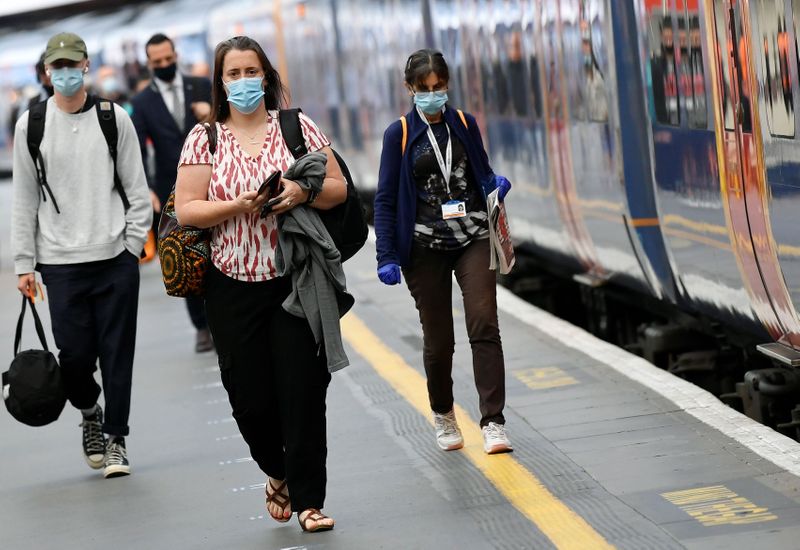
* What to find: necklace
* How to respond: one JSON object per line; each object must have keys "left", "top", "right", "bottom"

{"left": 67, "top": 92, "right": 89, "bottom": 133}
{"left": 231, "top": 123, "right": 265, "bottom": 145}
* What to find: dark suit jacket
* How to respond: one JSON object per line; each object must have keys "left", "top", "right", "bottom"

{"left": 130, "top": 75, "right": 212, "bottom": 201}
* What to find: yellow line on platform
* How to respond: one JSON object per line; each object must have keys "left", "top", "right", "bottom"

{"left": 341, "top": 313, "right": 614, "bottom": 550}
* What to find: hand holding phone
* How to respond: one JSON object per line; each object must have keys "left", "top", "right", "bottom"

{"left": 257, "top": 170, "right": 283, "bottom": 198}
{"left": 260, "top": 196, "right": 283, "bottom": 218}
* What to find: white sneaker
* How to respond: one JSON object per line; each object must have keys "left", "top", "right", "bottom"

{"left": 482, "top": 422, "right": 513, "bottom": 454}
{"left": 433, "top": 410, "right": 464, "bottom": 451}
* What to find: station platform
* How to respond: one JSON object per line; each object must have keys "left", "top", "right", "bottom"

{"left": 2, "top": 207, "right": 800, "bottom": 548}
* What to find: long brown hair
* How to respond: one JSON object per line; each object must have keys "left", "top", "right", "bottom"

{"left": 210, "top": 35, "right": 287, "bottom": 123}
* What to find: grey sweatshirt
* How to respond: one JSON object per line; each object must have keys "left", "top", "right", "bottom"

{"left": 276, "top": 152, "right": 354, "bottom": 372}
{"left": 12, "top": 97, "right": 152, "bottom": 274}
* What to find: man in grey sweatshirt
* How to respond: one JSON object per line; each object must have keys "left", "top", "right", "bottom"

{"left": 11, "top": 32, "right": 152, "bottom": 479}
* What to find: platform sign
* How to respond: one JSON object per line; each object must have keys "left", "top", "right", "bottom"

{"left": 514, "top": 366, "right": 579, "bottom": 390}
{"left": 661, "top": 485, "right": 777, "bottom": 527}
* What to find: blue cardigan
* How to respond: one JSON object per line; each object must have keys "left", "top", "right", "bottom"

{"left": 374, "top": 106, "right": 496, "bottom": 268}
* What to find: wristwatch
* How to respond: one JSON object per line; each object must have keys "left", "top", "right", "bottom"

{"left": 305, "top": 189, "right": 319, "bottom": 205}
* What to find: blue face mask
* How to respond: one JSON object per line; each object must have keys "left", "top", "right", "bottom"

{"left": 414, "top": 91, "right": 448, "bottom": 114}
{"left": 50, "top": 67, "right": 85, "bottom": 97}
{"left": 224, "top": 76, "right": 265, "bottom": 114}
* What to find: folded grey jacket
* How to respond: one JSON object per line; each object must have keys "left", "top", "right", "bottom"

{"left": 276, "top": 152, "right": 354, "bottom": 372}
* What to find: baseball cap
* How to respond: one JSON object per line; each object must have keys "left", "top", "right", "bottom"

{"left": 44, "top": 32, "right": 88, "bottom": 64}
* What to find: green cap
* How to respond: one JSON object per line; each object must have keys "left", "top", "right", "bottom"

{"left": 44, "top": 32, "right": 87, "bottom": 64}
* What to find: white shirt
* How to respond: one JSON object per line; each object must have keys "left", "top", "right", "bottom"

{"left": 153, "top": 71, "right": 184, "bottom": 120}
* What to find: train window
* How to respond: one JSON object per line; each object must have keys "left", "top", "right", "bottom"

{"left": 713, "top": 0, "right": 736, "bottom": 130}
{"left": 581, "top": 3, "right": 608, "bottom": 122}
{"left": 522, "top": 19, "right": 543, "bottom": 120}
{"left": 649, "top": 14, "right": 681, "bottom": 126}
{"left": 676, "top": 3, "right": 709, "bottom": 129}
{"left": 755, "top": 0, "right": 795, "bottom": 138}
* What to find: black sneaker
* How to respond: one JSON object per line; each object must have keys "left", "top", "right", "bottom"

{"left": 80, "top": 406, "right": 106, "bottom": 469}
{"left": 104, "top": 437, "right": 130, "bottom": 478}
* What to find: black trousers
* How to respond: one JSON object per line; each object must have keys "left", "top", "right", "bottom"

{"left": 204, "top": 266, "right": 331, "bottom": 512}
{"left": 38, "top": 251, "right": 140, "bottom": 436}
{"left": 402, "top": 238, "right": 506, "bottom": 427}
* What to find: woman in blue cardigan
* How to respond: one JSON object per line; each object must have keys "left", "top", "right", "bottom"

{"left": 374, "top": 49, "right": 513, "bottom": 454}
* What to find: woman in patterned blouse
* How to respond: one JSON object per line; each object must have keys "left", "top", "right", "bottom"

{"left": 174, "top": 35, "right": 346, "bottom": 533}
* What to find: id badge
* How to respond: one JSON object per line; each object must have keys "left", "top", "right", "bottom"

{"left": 442, "top": 200, "right": 467, "bottom": 219}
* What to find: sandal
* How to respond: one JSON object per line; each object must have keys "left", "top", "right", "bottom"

{"left": 298, "top": 508, "right": 335, "bottom": 532}
{"left": 265, "top": 478, "right": 291, "bottom": 523}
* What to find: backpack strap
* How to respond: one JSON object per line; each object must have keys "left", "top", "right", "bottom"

{"left": 400, "top": 115, "right": 407, "bottom": 155}
{"left": 26, "top": 101, "right": 61, "bottom": 213}
{"left": 94, "top": 97, "right": 130, "bottom": 212}
{"left": 456, "top": 109, "right": 468, "bottom": 129}
{"left": 278, "top": 109, "right": 308, "bottom": 160}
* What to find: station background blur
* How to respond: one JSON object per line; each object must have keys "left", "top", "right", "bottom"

{"left": 0, "top": 0, "right": 453, "bottom": 182}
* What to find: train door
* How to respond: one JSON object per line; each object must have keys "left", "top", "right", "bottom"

{"left": 539, "top": 0, "right": 602, "bottom": 275}
{"left": 710, "top": 0, "right": 800, "bottom": 345}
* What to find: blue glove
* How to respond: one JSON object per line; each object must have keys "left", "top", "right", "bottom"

{"left": 378, "top": 263, "right": 402, "bottom": 285}
{"left": 494, "top": 175, "right": 512, "bottom": 201}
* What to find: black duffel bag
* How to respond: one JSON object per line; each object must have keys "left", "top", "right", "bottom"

{"left": 2, "top": 296, "right": 66, "bottom": 427}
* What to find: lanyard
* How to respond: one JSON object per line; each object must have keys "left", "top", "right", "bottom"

{"left": 417, "top": 106, "right": 452, "bottom": 196}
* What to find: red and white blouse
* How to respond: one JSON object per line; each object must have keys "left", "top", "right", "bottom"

{"left": 179, "top": 111, "right": 330, "bottom": 282}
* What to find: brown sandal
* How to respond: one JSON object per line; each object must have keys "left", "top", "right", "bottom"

{"left": 298, "top": 508, "right": 335, "bottom": 532}
{"left": 265, "top": 478, "right": 291, "bottom": 523}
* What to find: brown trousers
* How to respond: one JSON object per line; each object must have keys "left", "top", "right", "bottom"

{"left": 403, "top": 238, "right": 506, "bottom": 426}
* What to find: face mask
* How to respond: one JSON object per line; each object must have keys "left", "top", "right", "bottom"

{"left": 224, "top": 76, "right": 265, "bottom": 114}
{"left": 414, "top": 91, "right": 448, "bottom": 115}
{"left": 101, "top": 77, "right": 121, "bottom": 95}
{"left": 50, "top": 67, "right": 85, "bottom": 97}
{"left": 153, "top": 62, "right": 177, "bottom": 82}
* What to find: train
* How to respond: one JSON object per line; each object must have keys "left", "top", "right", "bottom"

{"left": 4, "top": 0, "right": 800, "bottom": 438}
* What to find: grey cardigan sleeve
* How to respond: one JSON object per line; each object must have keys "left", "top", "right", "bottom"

{"left": 11, "top": 114, "right": 41, "bottom": 275}
{"left": 115, "top": 105, "right": 153, "bottom": 256}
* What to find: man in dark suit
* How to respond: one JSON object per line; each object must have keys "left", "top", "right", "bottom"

{"left": 131, "top": 33, "right": 213, "bottom": 353}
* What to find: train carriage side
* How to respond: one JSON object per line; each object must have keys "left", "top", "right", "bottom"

{"left": 433, "top": 0, "right": 576, "bottom": 271}
{"left": 609, "top": 0, "right": 683, "bottom": 304}
{"left": 747, "top": 0, "right": 800, "bottom": 357}
{"left": 635, "top": 0, "right": 773, "bottom": 337}
{"left": 559, "top": 0, "right": 663, "bottom": 296}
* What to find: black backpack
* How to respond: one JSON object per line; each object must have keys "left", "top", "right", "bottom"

{"left": 278, "top": 109, "right": 368, "bottom": 262}
{"left": 26, "top": 96, "right": 130, "bottom": 214}
{"left": 2, "top": 297, "right": 66, "bottom": 427}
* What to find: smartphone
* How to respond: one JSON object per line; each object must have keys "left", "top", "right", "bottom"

{"left": 260, "top": 196, "right": 283, "bottom": 218}
{"left": 257, "top": 170, "right": 282, "bottom": 198}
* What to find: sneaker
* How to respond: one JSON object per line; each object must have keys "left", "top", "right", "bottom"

{"left": 482, "top": 422, "right": 513, "bottom": 454}
{"left": 80, "top": 406, "right": 106, "bottom": 469}
{"left": 104, "top": 437, "right": 131, "bottom": 478}
{"left": 433, "top": 409, "right": 464, "bottom": 451}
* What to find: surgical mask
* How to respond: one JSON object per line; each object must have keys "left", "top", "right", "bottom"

{"left": 414, "top": 91, "right": 448, "bottom": 114}
{"left": 100, "top": 77, "right": 121, "bottom": 95}
{"left": 224, "top": 76, "right": 265, "bottom": 114}
{"left": 50, "top": 67, "right": 85, "bottom": 97}
{"left": 153, "top": 62, "right": 177, "bottom": 82}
